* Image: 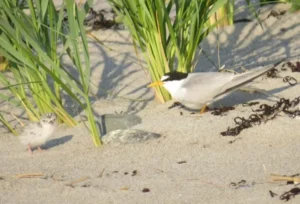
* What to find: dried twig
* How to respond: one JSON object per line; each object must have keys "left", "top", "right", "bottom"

{"left": 98, "top": 168, "right": 105, "bottom": 178}
{"left": 13, "top": 173, "right": 43, "bottom": 179}
{"left": 65, "top": 176, "right": 90, "bottom": 187}
{"left": 270, "top": 174, "right": 300, "bottom": 184}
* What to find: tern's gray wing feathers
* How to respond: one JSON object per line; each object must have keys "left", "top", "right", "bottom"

{"left": 216, "top": 65, "right": 275, "bottom": 98}
{"left": 179, "top": 72, "right": 235, "bottom": 105}
{"left": 177, "top": 64, "right": 276, "bottom": 107}
{"left": 181, "top": 72, "right": 234, "bottom": 89}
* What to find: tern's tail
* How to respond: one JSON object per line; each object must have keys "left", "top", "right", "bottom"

{"left": 217, "top": 59, "right": 284, "bottom": 98}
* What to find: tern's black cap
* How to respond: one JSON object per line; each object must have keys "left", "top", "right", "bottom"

{"left": 162, "top": 72, "right": 189, "bottom": 82}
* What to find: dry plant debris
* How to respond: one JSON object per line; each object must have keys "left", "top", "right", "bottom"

{"left": 120, "top": 186, "right": 129, "bottom": 191}
{"left": 168, "top": 102, "right": 185, "bottom": 110}
{"left": 269, "top": 190, "right": 278, "bottom": 198}
{"left": 221, "top": 60, "right": 300, "bottom": 136}
{"left": 98, "top": 168, "right": 105, "bottom": 178}
{"left": 285, "top": 61, "right": 300, "bottom": 72}
{"left": 280, "top": 188, "right": 300, "bottom": 201}
{"left": 13, "top": 173, "right": 43, "bottom": 179}
{"left": 229, "top": 180, "right": 256, "bottom": 189}
{"left": 269, "top": 174, "right": 300, "bottom": 201}
{"left": 81, "top": 183, "right": 92, "bottom": 188}
{"left": 131, "top": 170, "right": 138, "bottom": 176}
{"left": 142, "top": 188, "right": 150, "bottom": 193}
{"left": 221, "top": 96, "right": 300, "bottom": 136}
{"left": 65, "top": 176, "right": 90, "bottom": 188}
{"left": 228, "top": 138, "right": 242, "bottom": 144}
{"left": 270, "top": 174, "right": 300, "bottom": 184}
{"left": 267, "top": 68, "right": 280, "bottom": 78}
{"left": 211, "top": 106, "right": 235, "bottom": 116}
{"left": 283, "top": 76, "right": 297, "bottom": 86}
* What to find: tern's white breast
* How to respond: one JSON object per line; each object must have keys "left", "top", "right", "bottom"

{"left": 162, "top": 79, "right": 186, "bottom": 99}
{"left": 20, "top": 123, "right": 56, "bottom": 147}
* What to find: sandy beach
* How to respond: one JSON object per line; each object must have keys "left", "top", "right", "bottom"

{"left": 1, "top": 1, "right": 300, "bottom": 203}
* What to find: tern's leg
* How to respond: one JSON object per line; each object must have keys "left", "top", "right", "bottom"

{"left": 37, "top": 147, "right": 43, "bottom": 152}
{"left": 27, "top": 144, "right": 33, "bottom": 154}
{"left": 200, "top": 105, "right": 208, "bottom": 114}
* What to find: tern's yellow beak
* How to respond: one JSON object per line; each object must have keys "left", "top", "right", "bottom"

{"left": 147, "top": 81, "right": 163, "bottom": 88}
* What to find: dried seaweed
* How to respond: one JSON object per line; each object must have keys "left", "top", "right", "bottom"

{"left": 211, "top": 106, "right": 235, "bottom": 116}
{"left": 283, "top": 76, "right": 297, "bottom": 86}
{"left": 229, "top": 180, "right": 255, "bottom": 189}
{"left": 221, "top": 96, "right": 300, "bottom": 136}
{"left": 267, "top": 62, "right": 299, "bottom": 87}
{"left": 269, "top": 190, "right": 278, "bottom": 198}
{"left": 280, "top": 188, "right": 300, "bottom": 201}
{"left": 266, "top": 68, "right": 279, "bottom": 78}
{"left": 286, "top": 61, "right": 300, "bottom": 72}
{"left": 168, "top": 102, "right": 184, "bottom": 110}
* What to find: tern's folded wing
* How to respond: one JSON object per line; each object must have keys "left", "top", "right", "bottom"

{"left": 218, "top": 65, "right": 274, "bottom": 97}
{"left": 180, "top": 72, "right": 235, "bottom": 103}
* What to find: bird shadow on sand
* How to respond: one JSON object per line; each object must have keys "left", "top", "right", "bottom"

{"left": 44, "top": 135, "right": 73, "bottom": 150}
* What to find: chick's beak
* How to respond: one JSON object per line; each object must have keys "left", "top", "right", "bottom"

{"left": 147, "top": 81, "right": 163, "bottom": 88}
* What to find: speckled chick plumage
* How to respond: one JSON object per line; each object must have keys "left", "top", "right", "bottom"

{"left": 19, "top": 113, "right": 57, "bottom": 149}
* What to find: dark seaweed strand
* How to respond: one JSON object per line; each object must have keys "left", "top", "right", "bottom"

{"left": 221, "top": 96, "right": 300, "bottom": 136}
